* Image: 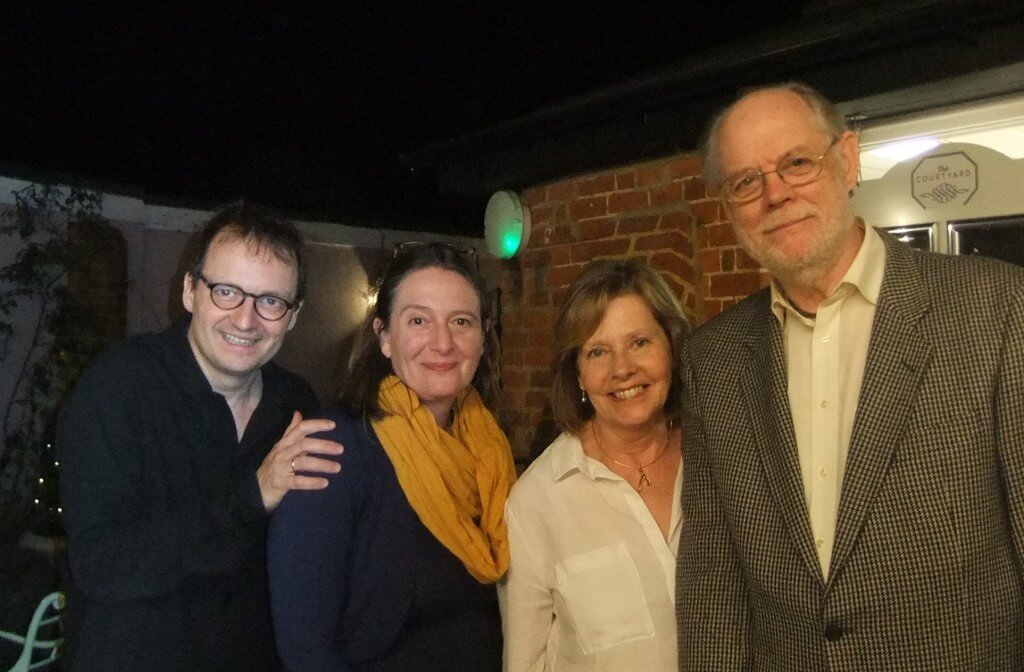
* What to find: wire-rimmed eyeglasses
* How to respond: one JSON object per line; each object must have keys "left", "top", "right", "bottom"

{"left": 194, "top": 273, "right": 296, "bottom": 321}
{"left": 719, "top": 136, "right": 841, "bottom": 204}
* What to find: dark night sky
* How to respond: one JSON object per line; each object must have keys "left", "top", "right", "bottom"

{"left": 1, "top": 3, "right": 806, "bottom": 235}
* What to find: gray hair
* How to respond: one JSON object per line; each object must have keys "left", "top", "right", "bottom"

{"left": 700, "top": 82, "right": 850, "bottom": 190}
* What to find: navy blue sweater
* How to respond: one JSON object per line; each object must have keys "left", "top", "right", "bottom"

{"left": 268, "top": 410, "right": 501, "bottom": 672}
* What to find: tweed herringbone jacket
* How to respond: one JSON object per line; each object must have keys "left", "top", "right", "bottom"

{"left": 677, "top": 232, "right": 1024, "bottom": 671}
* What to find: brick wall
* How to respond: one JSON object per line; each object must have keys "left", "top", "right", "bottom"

{"left": 697, "top": 220, "right": 772, "bottom": 322}
{"left": 498, "top": 151, "right": 769, "bottom": 461}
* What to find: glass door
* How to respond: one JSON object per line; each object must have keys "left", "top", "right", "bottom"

{"left": 887, "top": 224, "right": 935, "bottom": 252}
{"left": 948, "top": 214, "right": 1024, "bottom": 267}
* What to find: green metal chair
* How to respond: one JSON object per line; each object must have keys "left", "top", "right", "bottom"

{"left": 0, "top": 592, "right": 63, "bottom": 672}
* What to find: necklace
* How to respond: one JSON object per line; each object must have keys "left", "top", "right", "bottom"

{"left": 591, "top": 424, "right": 670, "bottom": 491}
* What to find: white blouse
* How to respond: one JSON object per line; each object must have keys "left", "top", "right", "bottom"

{"left": 499, "top": 432, "right": 681, "bottom": 672}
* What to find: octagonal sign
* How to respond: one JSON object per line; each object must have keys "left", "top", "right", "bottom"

{"left": 911, "top": 151, "right": 978, "bottom": 209}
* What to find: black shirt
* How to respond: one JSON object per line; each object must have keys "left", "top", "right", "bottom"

{"left": 57, "top": 318, "right": 318, "bottom": 672}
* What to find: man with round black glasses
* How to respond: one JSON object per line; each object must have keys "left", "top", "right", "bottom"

{"left": 678, "top": 83, "right": 1024, "bottom": 670}
{"left": 57, "top": 202, "right": 343, "bottom": 672}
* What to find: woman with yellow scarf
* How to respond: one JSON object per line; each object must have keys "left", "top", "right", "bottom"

{"left": 268, "top": 242, "right": 515, "bottom": 672}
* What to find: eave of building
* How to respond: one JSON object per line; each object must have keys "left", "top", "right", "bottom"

{"left": 405, "top": 0, "right": 1024, "bottom": 197}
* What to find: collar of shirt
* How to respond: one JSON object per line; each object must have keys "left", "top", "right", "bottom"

{"left": 161, "top": 315, "right": 291, "bottom": 412}
{"left": 162, "top": 316, "right": 223, "bottom": 402}
{"left": 160, "top": 316, "right": 303, "bottom": 454}
{"left": 770, "top": 219, "right": 886, "bottom": 327}
{"left": 548, "top": 431, "right": 612, "bottom": 482}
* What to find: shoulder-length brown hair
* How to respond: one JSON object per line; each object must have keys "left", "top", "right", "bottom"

{"left": 338, "top": 242, "right": 499, "bottom": 418}
{"left": 550, "top": 258, "right": 689, "bottom": 433}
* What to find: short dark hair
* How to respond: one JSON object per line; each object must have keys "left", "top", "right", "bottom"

{"left": 188, "top": 201, "right": 307, "bottom": 303}
{"left": 701, "top": 82, "right": 850, "bottom": 189}
{"left": 550, "top": 258, "right": 690, "bottom": 433}
{"left": 338, "top": 242, "right": 498, "bottom": 418}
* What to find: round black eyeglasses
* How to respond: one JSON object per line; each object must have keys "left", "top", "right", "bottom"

{"left": 194, "top": 273, "right": 295, "bottom": 321}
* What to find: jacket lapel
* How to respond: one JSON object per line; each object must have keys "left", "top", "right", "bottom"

{"left": 829, "top": 235, "right": 934, "bottom": 582}
{"left": 740, "top": 293, "right": 824, "bottom": 583}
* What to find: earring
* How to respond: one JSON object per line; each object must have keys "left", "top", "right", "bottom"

{"left": 580, "top": 387, "right": 588, "bottom": 405}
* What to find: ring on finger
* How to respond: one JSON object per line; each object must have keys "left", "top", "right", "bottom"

{"left": 290, "top": 457, "right": 297, "bottom": 473}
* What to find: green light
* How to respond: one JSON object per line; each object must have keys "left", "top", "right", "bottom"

{"left": 500, "top": 221, "right": 522, "bottom": 257}
{"left": 484, "top": 190, "right": 530, "bottom": 258}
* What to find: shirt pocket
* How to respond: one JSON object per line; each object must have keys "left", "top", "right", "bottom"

{"left": 553, "top": 541, "right": 656, "bottom": 654}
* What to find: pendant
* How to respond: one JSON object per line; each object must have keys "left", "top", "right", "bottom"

{"left": 637, "top": 466, "right": 652, "bottom": 491}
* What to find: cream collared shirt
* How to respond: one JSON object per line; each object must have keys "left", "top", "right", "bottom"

{"left": 770, "top": 223, "right": 886, "bottom": 578}
{"left": 498, "top": 432, "right": 681, "bottom": 672}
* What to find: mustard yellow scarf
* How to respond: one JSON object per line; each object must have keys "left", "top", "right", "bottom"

{"left": 371, "top": 375, "right": 516, "bottom": 583}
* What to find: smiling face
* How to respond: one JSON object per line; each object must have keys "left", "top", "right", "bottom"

{"left": 376, "top": 266, "right": 485, "bottom": 424}
{"left": 717, "top": 89, "right": 862, "bottom": 288}
{"left": 577, "top": 294, "right": 672, "bottom": 435}
{"left": 182, "top": 231, "right": 300, "bottom": 393}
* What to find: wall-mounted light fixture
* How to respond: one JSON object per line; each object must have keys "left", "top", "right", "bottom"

{"left": 484, "top": 190, "right": 531, "bottom": 258}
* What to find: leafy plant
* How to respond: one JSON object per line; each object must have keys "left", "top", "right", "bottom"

{"left": 0, "top": 183, "right": 107, "bottom": 537}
